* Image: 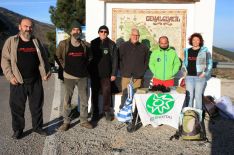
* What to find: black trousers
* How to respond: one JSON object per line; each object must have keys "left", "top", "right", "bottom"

{"left": 9, "top": 77, "right": 44, "bottom": 132}
{"left": 90, "top": 77, "right": 111, "bottom": 116}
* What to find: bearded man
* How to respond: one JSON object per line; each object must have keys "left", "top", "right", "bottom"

{"left": 1, "top": 18, "right": 51, "bottom": 139}
{"left": 56, "top": 20, "right": 93, "bottom": 131}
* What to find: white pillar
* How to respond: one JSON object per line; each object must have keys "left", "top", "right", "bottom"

{"left": 86, "top": 0, "right": 106, "bottom": 42}
{"left": 193, "top": 0, "right": 216, "bottom": 53}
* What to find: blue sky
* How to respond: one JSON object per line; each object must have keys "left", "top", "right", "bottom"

{"left": 0, "top": 0, "right": 233, "bottom": 50}
{"left": 214, "top": 0, "right": 234, "bottom": 50}
{"left": 0, "top": 0, "right": 56, "bottom": 23}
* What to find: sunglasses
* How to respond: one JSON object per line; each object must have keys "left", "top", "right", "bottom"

{"left": 99, "top": 30, "right": 108, "bottom": 34}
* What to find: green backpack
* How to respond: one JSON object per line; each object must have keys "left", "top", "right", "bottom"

{"left": 181, "top": 110, "right": 202, "bottom": 140}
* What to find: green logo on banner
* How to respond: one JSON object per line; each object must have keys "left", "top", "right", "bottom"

{"left": 146, "top": 94, "right": 175, "bottom": 115}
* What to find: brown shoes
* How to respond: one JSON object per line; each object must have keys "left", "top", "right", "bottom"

{"left": 59, "top": 121, "right": 93, "bottom": 131}
{"left": 58, "top": 123, "right": 70, "bottom": 131}
{"left": 80, "top": 121, "right": 93, "bottom": 129}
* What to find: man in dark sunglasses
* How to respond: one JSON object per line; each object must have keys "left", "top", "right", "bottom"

{"left": 89, "top": 25, "right": 118, "bottom": 122}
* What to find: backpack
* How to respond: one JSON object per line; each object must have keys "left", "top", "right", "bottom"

{"left": 170, "top": 107, "right": 206, "bottom": 141}
{"left": 181, "top": 109, "right": 202, "bottom": 140}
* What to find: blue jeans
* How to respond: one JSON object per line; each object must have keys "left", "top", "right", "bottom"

{"left": 185, "top": 76, "right": 206, "bottom": 110}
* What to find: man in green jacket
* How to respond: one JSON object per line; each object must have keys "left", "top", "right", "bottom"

{"left": 149, "top": 36, "right": 181, "bottom": 87}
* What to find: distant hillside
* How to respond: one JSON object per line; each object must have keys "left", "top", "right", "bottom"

{"left": 213, "top": 46, "right": 234, "bottom": 62}
{"left": 212, "top": 46, "right": 234, "bottom": 79}
{"left": 0, "top": 7, "right": 55, "bottom": 49}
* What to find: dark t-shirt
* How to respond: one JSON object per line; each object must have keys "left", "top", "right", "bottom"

{"left": 187, "top": 48, "right": 199, "bottom": 76}
{"left": 64, "top": 42, "right": 88, "bottom": 77}
{"left": 17, "top": 37, "right": 40, "bottom": 79}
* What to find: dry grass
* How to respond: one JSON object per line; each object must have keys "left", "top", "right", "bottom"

{"left": 212, "top": 68, "right": 234, "bottom": 79}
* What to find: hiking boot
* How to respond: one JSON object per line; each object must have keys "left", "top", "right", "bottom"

{"left": 12, "top": 130, "right": 23, "bottom": 140}
{"left": 58, "top": 123, "right": 70, "bottom": 131}
{"left": 105, "top": 112, "right": 114, "bottom": 121}
{"left": 80, "top": 121, "right": 93, "bottom": 129}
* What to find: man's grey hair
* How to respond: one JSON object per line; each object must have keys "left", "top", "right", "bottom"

{"left": 131, "top": 28, "right": 140, "bottom": 35}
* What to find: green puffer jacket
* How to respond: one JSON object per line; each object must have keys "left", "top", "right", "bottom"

{"left": 149, "top": 47, "right": 181, "bottom": 80}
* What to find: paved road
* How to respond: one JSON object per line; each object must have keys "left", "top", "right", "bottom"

{"left": 1, "top": 74, "right": 234, "bottom": 155}
{"left": 0, "top": 74, "right": 57, "bottom": 154}
{"left": 0, "top": 73, "right": 85, "bottom": 155}
{"left": 214, "top": 62, "right": 234, "bottom": 69}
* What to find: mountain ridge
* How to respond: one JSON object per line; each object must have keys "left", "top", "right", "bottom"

{"left": 0, "top": 7, "right": 55, "bottom": 49}
{"left": 213, "top": 46, "right": 234, "bottom": 62}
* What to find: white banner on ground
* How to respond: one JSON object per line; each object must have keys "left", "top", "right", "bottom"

{"left": 134, "top": 92, "right": 185, "bottom": 129}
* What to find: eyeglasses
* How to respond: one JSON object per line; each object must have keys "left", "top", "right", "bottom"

{"left": 99, "top": 30, "right": 108, "bottom": 34}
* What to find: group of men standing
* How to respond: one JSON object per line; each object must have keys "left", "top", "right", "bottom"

{"left": 56, "top": 22, "right": 150, "bottom": 131}
{"left": 56, "top": 20, "right": 181, "bottom": 131}
{"left": 1, "top": 18, "right": 182, "bottom": 139}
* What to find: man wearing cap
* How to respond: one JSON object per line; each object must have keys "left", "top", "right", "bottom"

{"left": 56, "top": 20, "right": 93, "bottom": 131}
{"left": 89, "top": 25, "right": 118, "bottom": 121}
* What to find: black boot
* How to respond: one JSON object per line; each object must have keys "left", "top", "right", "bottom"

{"left": 12, "top": 130, "right": 23, "bottom": 139}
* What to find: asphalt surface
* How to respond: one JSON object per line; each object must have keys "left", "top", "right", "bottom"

{"left": 0, "top": 74, "right": 55, "bottom": 154}
{"left": 1, "top": 74, "right": 234, "bottom": 155}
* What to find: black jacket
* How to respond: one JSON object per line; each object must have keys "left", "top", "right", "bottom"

{"left": 118, "top": 41, "right": 149, "bottom": 78}
{"left": 90, "top": 37, "right": 118, "bottom": 78}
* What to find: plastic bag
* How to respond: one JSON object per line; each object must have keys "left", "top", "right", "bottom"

{"left": 215, "top": 96, "right": 234, "bottom": 120}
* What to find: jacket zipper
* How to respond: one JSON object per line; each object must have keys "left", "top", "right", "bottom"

{"left": 164, "top": 51, "right": 165, "bottom": 80}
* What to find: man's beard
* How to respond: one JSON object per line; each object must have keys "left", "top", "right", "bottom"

{"left": 72, "top": 33, "right": 82, "bottom": 40}
{"left": 20, "top": 31, "right": 32, "bottom": 40}
{"left": 160, "top": 46, "right": 169, "bottom": 50}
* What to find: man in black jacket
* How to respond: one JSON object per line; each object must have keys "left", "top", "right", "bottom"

{"left": 89, "top": 25, "right": 118, "bottom": 121}
{"left": 119, "top": 28, "right": 149, "bottom": 91}
{"left": 118, "top": 28, "right": 149, "bottom": 131}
